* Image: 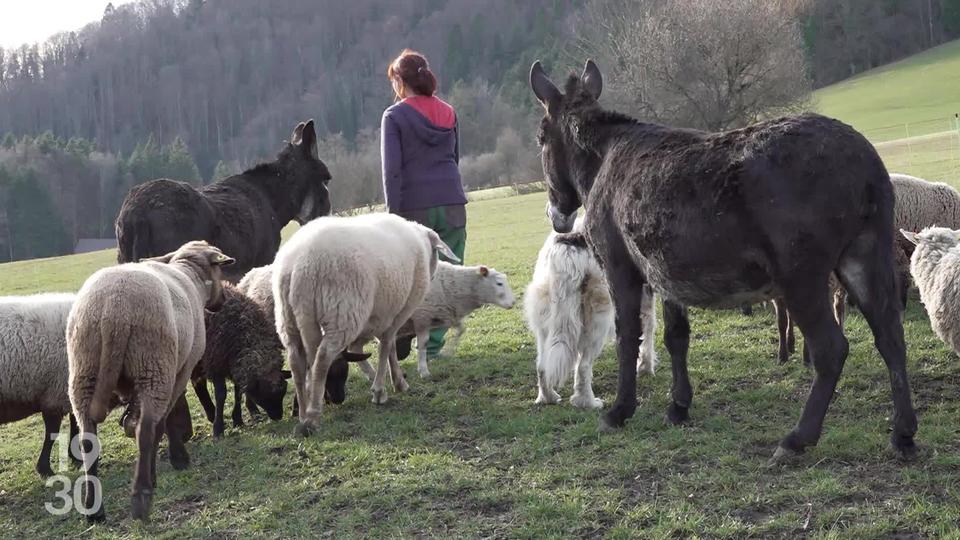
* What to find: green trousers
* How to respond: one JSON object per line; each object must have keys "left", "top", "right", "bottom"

{"left": 422, "top": 206, "right": 466, "bottom": 357}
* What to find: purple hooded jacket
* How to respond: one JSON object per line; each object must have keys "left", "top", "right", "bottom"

{"left": 380, "top": 101, "right": 468, "bottom": 213}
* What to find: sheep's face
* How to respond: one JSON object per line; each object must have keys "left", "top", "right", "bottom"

{"left": 901, "top": 227, "right": 960, "bottom": 251}
{"left": 477, "top": 266, "right": 516, "bottom": 309}
{"left": 324, "top": 351, "right": 372, "bottom": 405}
{"left": 324, "top": 358, "right": 350, "bottom": 405}
{"left": 247, "top": 369, "right": 290, "bottom": 420}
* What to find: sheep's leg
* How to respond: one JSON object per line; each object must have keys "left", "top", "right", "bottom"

{"left": 131, "top": 413, "right": 160, "bottom": 521}
{"left": 36, "top": 411, "right": 62, "bottom": 478}
{"left": 534, "top": 326, "right": 560, "bottom": 404}
{"left": 77, "top": 418, "right": 105, "bottom": 522}
{"left": 69, "top": 414, "right": 82, "bottom": 468}
{"left": 232, "top": 385, "right": 245, "bottom": 427}
{"left": 371, "top": 338, "right": 393, "bottom": 405}
{"left": 192, "top": 377, "right": 216, "bottom": 422}
{"left": 298, "top": 336, "right": 342, "bottom": 436}
{"left": 416, "top": 328, "right": 431, "bottom": 379}
{"left": 390, "top": 344, "right": 409, "bottom": 393}
{"left": 212, "top": 377, "right": 228, "bottom": 438}
{"left": 774, "top": 299, "right": 791, "bottom": 364}
{"left": 165, "top": 393, "right": 192, "bottom": 469}
{"left": 245, "top": 391, "right": 263, "bottom": 418}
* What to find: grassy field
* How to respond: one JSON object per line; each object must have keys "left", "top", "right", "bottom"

{"left": 1, "top": 191, "right": 959, "bottom": 538}
{"left": 815, "top": 39, "right": 960, "bottom": 186}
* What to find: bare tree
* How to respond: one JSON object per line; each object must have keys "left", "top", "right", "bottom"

{"left": 576, "top": 0, "right": 812, "bottom": 131}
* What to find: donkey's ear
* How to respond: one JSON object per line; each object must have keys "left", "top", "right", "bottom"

{"left": 299, "top": 119, "right": 319, "bottom": 160}
{"left": 343, "top": 351, "right": 372, "bottom": 362}
{"left": 141, "top": 251, "right": 175, "bottom": 264}
{"left": 900, "top": 229, "right": 920, "bottom": 245}
{"left": 530, "top": 61, "right": 561, "bottom": 109}
{"left": 290, "top": 122, "right": 306, "bottom": 145}
{"left": 581, "top": 59, "right": 602, "bottom": 101}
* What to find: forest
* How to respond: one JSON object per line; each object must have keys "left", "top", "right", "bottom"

{"left": 0, "top": 0, "right": 958, "bottom": 262}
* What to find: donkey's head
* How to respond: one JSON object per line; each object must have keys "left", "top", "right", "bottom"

{"left": 530, "top": 60, "right": 604, "bottom": 233}
{"left": 278, "top": 119, "right": 333, "bottom": 224}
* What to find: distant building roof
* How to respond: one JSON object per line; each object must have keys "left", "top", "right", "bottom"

{"left": 74, "top": 238, "right": 117, "bottom": 254}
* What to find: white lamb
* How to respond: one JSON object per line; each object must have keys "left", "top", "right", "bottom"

{"left": 272, "top": 212, "right": 459, "bottom": 436}
{"left": 525, "top": 220, "right": 657, "bottom": 409}
{"left": 399, "top": 261, "right": 516, "bottom": 379}
{"left": 901, "top": 227, "right": 960, "bottom": 353}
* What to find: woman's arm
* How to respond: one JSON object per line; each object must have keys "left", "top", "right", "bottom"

{"left": 381, "top": 110, "right": 403, "bottom": 212}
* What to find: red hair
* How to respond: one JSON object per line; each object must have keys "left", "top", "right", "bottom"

{"left": 387, "top": 49, "right": 438, "bottom": 99}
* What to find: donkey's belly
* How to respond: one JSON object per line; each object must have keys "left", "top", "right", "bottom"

{"left": 629, "top": 241, "right": 777, "bottom": 308}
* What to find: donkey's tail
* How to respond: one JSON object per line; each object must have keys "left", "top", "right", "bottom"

{"left": 116, "top": 212, "right": 151, "bottom": 264}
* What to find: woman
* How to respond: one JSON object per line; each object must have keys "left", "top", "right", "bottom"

{"left": 381, "top": 49, "right": 467, "bottom": 361}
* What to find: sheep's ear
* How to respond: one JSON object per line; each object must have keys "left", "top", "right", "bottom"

{"left": 428, "top": 231, "right": 461, "bottom": 263}
{"left": 142, "top": 251, "right": 175, "bottom": 263}
{"left": 343, "top": 351, "right": 372, "bottom": 363}
{"left": 900, "top": 229, "right": 920, "bottom": 245}
{"left": 281, "top": 369, "right": 292, "bottom": 379}
{"left": 479, "top": 266, "right": 489, "bottom": 277}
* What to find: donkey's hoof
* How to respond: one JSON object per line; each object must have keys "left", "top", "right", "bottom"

{"left": 598, "top": 412, "right": 625, "bottom": 432}
{"left": 169, "top": 451, "right": 190, "bottom": 471}
{"left": 892, "top": 435, "right": 918, "bottom": 461}
{"left": 35, "top": 463, "right": 55, "bottom": 479}
{"left": 666, "top": 403, "right": 689, "bottom": 425}
{"left": 418, "top": 368, "right": 431, "bottom": 380}
{"left": 130, "top": 490, "right": 153, "bottom": 521}
{"left": 767, "top": 445, "right": 803, "bottom": 466}
{"left": 86, "top": 507, "right": 106, "bottom": 523}
{"left": 394, "top": 377, "right": 410, "bottom": 393}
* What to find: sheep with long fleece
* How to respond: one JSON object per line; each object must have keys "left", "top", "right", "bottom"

{"left": 398, "top": 261, "right": 516, "bottom": 379}
{"left": 0, "top": 293, "right": 83, "bottom": 478}
{"left": 272, "top": 213, "right": 459, "bottom": 436}
{"left": 525, "top": 221, "right": 657, "bottom": 409}
{"left": 901, "top": 227, "right": 960, "bottom": 353}
{"left": 237, "top": 265, "right": 372, "bottom": 410}
{"left": 68, "top": 240, "right": 234, "bottom": 522}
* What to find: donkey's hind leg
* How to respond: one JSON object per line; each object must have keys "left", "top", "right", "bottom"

{"left": 663, "top": 300, "right": 692, "bottom": 425}
{"left": 775, "top": 277, "right": 848, "bottom": 460}
{"left": 837, "top": 232, "right": 917, "bottom": 458}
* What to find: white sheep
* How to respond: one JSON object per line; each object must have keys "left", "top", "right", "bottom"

{"left": 398, "top": 261, "right": 516, "bottom": 379}
{"left": 238, "top": 264, "right": 375, "bottom": 410}
{"left": 0, "top": 293, "right": 82, "bottom": 478}
{"left": 901, "top": 227, "right": 960, "bottom": 353}
{"left": 68, "top": 240, "right": 235, "bottom": 522}
{"left": 524, "top": 221, "right": 657, "bottom": 409}
{"left": 272, "top": 213, "right": 459, "bottom": 436}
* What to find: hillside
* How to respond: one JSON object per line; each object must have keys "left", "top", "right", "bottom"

{"left": 815, "top": 39, "right": 960, "bottom": 141}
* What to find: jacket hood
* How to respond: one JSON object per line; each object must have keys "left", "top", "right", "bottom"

{"left": 391, "top": 102, "right": 455, "bottom": 147}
